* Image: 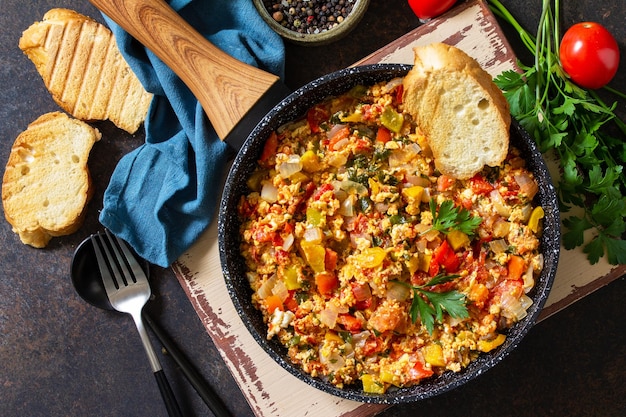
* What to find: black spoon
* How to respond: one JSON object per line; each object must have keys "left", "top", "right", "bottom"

{"left": 70, "top": 233, "right": 231, "bottom": 417}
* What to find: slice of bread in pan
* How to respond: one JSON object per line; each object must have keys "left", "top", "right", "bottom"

{"left": 403, "top": 43, "right": 511, "bottom": 180}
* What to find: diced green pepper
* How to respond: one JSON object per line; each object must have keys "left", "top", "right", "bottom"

{"left": 381, "top": 106, "right": 404, "bottom": 133}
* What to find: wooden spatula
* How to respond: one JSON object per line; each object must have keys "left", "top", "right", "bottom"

{"left": 89, "top": 0, "right": 289, "bottom": 148}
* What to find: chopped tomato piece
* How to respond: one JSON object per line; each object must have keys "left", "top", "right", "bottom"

{"left": 394, "top": 84, "right": 404, "bottom": 104}
{"left": 410, "top": 360, "right": 434, "bottom": 380}
{"left": 469, "top": 173, "right": 494, "bottom": 195}
{"left": 337, "top": 314, "right": 362, "bottom": 332}
{"left": 436, "top": 174, "right": 456, "bottom": 192}
{"left": 328, "top": 126, "right": 351, "bottom": 150}
{"left": 312, "top": 183, "right": 334, "bottom": 201}
{"left": 307, "top": 104, "right": 329, "bottom": 133}
{"left": 283, "top": 291, "right": 299, "bottom": 312}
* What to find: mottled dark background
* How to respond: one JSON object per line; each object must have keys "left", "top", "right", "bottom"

{"left": 1, "top": 1, "right": 624, "bottom": 416}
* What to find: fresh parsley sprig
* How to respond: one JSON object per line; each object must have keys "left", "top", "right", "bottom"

{"left": 428, "top": 199, "right": 482, "bottom": 236}
{"left": 396, "top": 273, "right": 469, "bottom": 335}
{"left": 488, "top": 0, "right": 626, "bottom": 264}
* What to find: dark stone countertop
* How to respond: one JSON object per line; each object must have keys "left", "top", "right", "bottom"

{"left": 1, "top": 1, "right": 624, "bottom": 416}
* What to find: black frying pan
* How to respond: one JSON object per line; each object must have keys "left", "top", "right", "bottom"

{"left": 217, "top": 64, "right": 560, "bottom": 403}
{"left": 89, "top": 0, "right": 560, "bottom": 403}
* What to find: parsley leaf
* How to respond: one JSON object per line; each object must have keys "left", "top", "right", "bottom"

{"left": 397, "top": 273, "right": 469, "bottom": 335}
{"left": 429, "top": 199, "right": 482, "bottom": 236}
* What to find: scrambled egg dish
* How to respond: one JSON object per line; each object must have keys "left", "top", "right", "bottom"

{"left": 238, "top": 79, "right": 544, "bottom": 394}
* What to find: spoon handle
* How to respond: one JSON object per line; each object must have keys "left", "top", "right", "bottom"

{"left": 88, "top": 0, "right": 281, "bottom": 140}
{"left": 132, "top": 311, "right": 184, "bottom": 417}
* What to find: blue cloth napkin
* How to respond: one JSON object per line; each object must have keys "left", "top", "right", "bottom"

{"left": 99, "top": 0, "right": 285, "bottom": 267}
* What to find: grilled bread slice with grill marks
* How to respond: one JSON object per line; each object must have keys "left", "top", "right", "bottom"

{"left": 19, "top": 8, "right": 152, "bottom": 134}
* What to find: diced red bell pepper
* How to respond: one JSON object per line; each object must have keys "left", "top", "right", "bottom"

{"left": 315, "top": 272, "right": 339, "bottom": 296}
{"left": 260, "top": 131, "right": 278, "bottom": 163}
{"left": 325, "top": 248, "right": 338, "bottom": 272}
{"left": 429, "top": 240, "right": 460, "bottom": 276}
{"left": 376, "top": 126, "right": 392, "bottom": 143}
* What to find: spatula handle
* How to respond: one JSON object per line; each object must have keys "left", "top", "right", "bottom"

{"left": 89, "top": 0, "right": 281, "bottom": 140}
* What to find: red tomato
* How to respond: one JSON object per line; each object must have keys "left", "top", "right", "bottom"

{"left": 407, "top": 0, "right": 457, "bottom": 21}
{"left": 559, "top": 22, "right": 620, "bottom": 89}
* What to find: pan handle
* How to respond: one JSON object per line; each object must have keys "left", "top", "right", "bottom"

{"left": 89, "top": 0, "right": 281, "bottom": 140}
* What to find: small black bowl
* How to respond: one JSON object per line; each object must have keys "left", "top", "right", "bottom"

{"left": 71, "top": 232, "right": 150, "bottom": 311}
{"left": 218, "top": 64, "right": 560, "bottom": 404}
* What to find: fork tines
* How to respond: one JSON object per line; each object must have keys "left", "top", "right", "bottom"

{"left": 91, "top": 230, "right": 138, "bottom": 291}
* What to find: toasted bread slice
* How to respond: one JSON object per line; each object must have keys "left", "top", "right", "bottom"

{"left": 19, "top": 8, "right": 152, "bottom": 134}
{"left": 2, "top": 112, "right": 101, "bottom": 248}
{"left": 403, "top": 43, "right": 511, "bottom": 179}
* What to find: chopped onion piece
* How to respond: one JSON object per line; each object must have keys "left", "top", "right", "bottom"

{"left": 278, "top": 154, "right": 302, "bottom": 178}
{"left": 340, "top": 180, "right": 368, "bottom": 196}
{"left": 257, "top": 274, "right": 277, "bottom": 299}
{"left": 514, "top": 173, "right": 538, "bottom": 199}
{"left": 319, "top": 307, "right": 338, "bottom": 328}
{"left": 522, "top": 264, "right": 535, "bottom": 293}
{"left": 261, "top": 182, "right": 278, "bottom": 203}
{"left": 327, "top": 123, "right": 346, "bottom": 139}
{"left": 490, "top": 189, "right": 511, "bottom": 217}
{"left": 320, "top": 348, "right": 345, "bottom": 372}
{"left": 386, "top": 281, "right": 410, "bottom": 301}
{"left": 489, "top": 239, "right": 508, "bottom": 254}
{"left": 272, "top": 280, "right": 289, "bottom": 302}
{"left": 500, "top": 293, "right": 527, "bottom": 321}
{"left": 352, "top": 282, "right": 372, "bottom": 302}
{"left": 520, "top": 294, "right": 533, "bottom": 310}
{"left": 339, "top": 194, "right": 356, "bottom": 217}
{"left": 383, "top": 77, "right": 403, "bottom": 92}
{"left": 303, "top": 227, "right": 323, "bottom": 242}
{"left": 282, "top": 233, "right": 294, "bottom": 251}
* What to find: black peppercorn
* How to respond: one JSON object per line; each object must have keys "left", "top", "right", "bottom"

{"left": 262, "top": 0, "right": 355, "bottom": 34}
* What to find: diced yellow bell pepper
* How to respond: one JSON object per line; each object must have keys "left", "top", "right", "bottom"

{"left": 379, "top": 369, "right": 397, "bottom": 385}
{"left": 324, "top": 331, "right": 344, "bottom": 344}
{"left": 447, "top": 230, "right": 470, "bottom": 251}
{"left": 406, "top": 255, "right": 420, "bottom": 275}
{"left": 527, "top": 206, "right": 544, "bottom": 233}
{"left": 301, "top": 150, "right": 322, "bottom": 173}
{"left": 361, "top": 374, "right": 386, "bottom": 394}
{"left": 402, "top": 185, "right": 424, "bottom": 200}
{"left": 299, "top": 241, "right": 326, "bottom": 273}
{"left": 419, "top": 252, "right": 432, "bottom": 273}
{"left": 368, "top": 178, "right": 381, "bottom": 196}
{"left": 340, "top": 112, "right": 362, "bottom": 123}
{"left": 477, "top": 334, "right": 506, "bottom": 352}
{"left": 283, "top": 265, "right": 301, "bottom": 290}
{"left": 422, "top": 344, "right": 446, "bottom": 367}
{"left": 356, "top": 247, "right": 387, "bottom": 269}
{"left": 289, "top": 171, "right": 308, "bottom": 184}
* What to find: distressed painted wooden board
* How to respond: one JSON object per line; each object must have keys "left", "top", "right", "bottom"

{"left": 172, "top": 1, "right": 625, "bottom": 416}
